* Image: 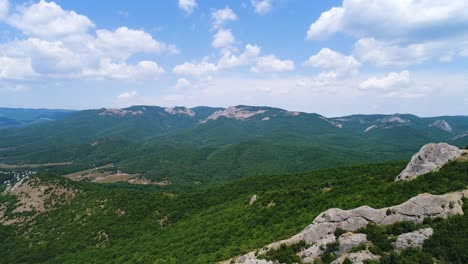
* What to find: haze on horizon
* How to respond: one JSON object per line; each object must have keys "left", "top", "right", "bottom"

{"left": 0, "top": 0, "right": 467, "bottom": 117}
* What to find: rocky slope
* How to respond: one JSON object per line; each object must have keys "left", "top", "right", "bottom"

{"left": 224, "top": 190, "right": 467, "bottom": 264}
{"left": 396, "top": 143, "right": 465, "bottom": 181}
{"left": 0, "top": 176, "right": 78, "bottom": 225}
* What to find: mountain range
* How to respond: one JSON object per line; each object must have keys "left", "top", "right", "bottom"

{"left": 0, "top": 105, "right": 467, "bottom": 187}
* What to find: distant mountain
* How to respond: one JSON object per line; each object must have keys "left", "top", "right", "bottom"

{"left": 0, "top": 107, "right": 76, "bottom": 129}
{"left": 0, "top": 105, "right": 467, "bottom": 186}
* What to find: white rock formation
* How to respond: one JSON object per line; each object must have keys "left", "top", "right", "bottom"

{"left": 249, "top": 195, "right": 258, "bottom": 205}
{"left": 337, "top": 233, "right": 368, "bottom": 255}
{"left": 319, "top": 116, "right": 343, "bottom": 128}
{"left": 223, "top": 190, "right": 467, "bottom": 264}
{"left": 428, "top": 120, "right": 452, "bottom": 133}
{"left": 378, "top": 115, "right": 410, "bottom": 124}
{"left": 394, "top": 228, "right": 433, "bottom": 252}
{"left": 452, "top": 132, "right": 468, "bottom": 141}
{"left": 364, "top": 125, "right": 377, "bottom": 133}
{"left": 299, "top": 234, "right": 336, "bottom": 262}
{"left": 331, "top": 250, "right": 380, "bottom": 264}
{"left": 99, "top": 108, "right": 143, "bottom": 117}
{"left": 164, "top": 107, "right": 195, "bottom": 117}
{"left": 396, "top": 143, "right": 464, "bottom": 181}
{"left": 202, "top": 106, "right": 267, "bottom": 123}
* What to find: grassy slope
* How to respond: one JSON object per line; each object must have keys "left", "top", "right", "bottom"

{"left": 1, "top": 160, "right": 467, "bottom": 264}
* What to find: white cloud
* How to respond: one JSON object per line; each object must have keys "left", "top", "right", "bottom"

{"left": 307, "top": 1, "right": 468, "bottom": 66}
{"left": 352, "top": 37, "right": 465, "bottom": 66}
{"left": 251, "top": 0, "right": 272, "bottom": 15}
{"left": 251, "top": 55, "right": 295, "bottom": 73}
{"left": 0, "top": 56, "right": 37, "bottom": 79}
{"left": 173, "top": 61, "right": 218, "bottom": 76}
{"left": 173, "top": 44, "right": 262, "bottom": 77}
{"left": 359, "top": 71, "right": 410, "bottom": 90}
{"left": 218, "top": 44, "right": 261, "bottom": 69}
{"left": 117, "top": 90, "right": 137, "bottom": 100}
{"left": 95, "top": 27, "right": 178, "bottom": 59}
{"left": 84, "top": 60, "right": 165, "bottom": 80}
{"left": 0, "top": 0, "right": 8, "bottom": 19}
{"left": 307, "top": 0, "right": 468, "bottom": 42}
{"left": 353, "top": 38, "right": 428, "bottom": 66}
{"left": 212, "top": 28, "right": 235, "bottom": 49}
{"left": 304, "top": 48, "right": 361, "bottom": 76}
{"left": 0, "top": 1, "right": 176, "bottom": 81}
{"left": 2, "top": 38, "right": 92, "bottom": 75}
{"left": 212, "top": 7, "right": 237, "bottom": 29}
{"left": 173, "top": 78, "right": 191, "bottom": 89}
{"left": 306, "top": 7, "right": 344, "bottom": 40}
{"left": 8, "top": 0, "right": 94, "bottom": 40}
{"left": 178, "top": 0, "right": 197, "bottom": 14}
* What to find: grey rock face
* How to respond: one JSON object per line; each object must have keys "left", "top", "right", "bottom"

{"left": 249, "top": 195, "right": 258, "bottom": 205}
{"left": 299, "top": 234, "right": 336, "bottom": 263}
{"left": 396, "top": 143, "right": 464, "bottom": 181}
{"left": 202, "top": 106, "right": 267, "bottom": 123}
{"left": 224, "top": 190, "right": 466, "bottom": 264}
{"left": 428, "top": 120, "right": 452, "bottom": 133}
{"left": 394, "top": 228, "right": 433, "bottom": 252}
{"left": 337, "top": 233, "right": 368, "bottom": 256}
{"left": 331, "top": 250, "right": 380, "bottom": 264}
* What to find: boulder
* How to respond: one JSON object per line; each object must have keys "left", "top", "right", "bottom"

{"left": 394, "top": 228, "right": 433, "bottom": 252}
{"left": 249, "top": 195, "right": 258, "bottom": 205}
{"left": 396, "top": 143, "right": 464, "bottom": 181}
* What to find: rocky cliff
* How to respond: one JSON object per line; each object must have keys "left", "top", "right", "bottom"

{"left": 396, "top": 143, "right": 465, "bottom": 181}
{"left": 223, "top": 190, "right": 467, "bottom": 264}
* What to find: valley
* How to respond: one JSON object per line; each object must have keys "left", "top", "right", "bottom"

{"left": 0, "top": 106, "right": 467, "bottom": 263}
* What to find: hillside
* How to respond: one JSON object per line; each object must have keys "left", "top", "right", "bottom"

{"left": 0, "top": 108, "right": 75, "bottom": 129}
{"left": 1, "top": 147, "right": 467, "bottom": 263}
{"left": 1, "top": 106, "right": 467, "bottom": 187}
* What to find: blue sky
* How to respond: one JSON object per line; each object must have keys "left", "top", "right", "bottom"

{"left": 0, "top": 0, "right": 467, "bottom": 116}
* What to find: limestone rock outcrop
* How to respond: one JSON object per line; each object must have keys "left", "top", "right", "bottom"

{"left": 394, "top": 228, "right": 433, "bottom": 252}
{"left": 223, "top": 190, "right": 467, "bottom": 264}
{"left": 396, "top": 143, "right": 464, "bottom": 181}
{"left": 331, "top": 250, "right": 380, "bottom": 264}
{"left": 202, "top": 106, "right": 267, "bottom": 123}
{"left": 428, "top": 120, "right": 452, "bottom": 133}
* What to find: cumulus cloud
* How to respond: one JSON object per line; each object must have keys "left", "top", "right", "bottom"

{"left": 0, "top": 1, "right": 176, "bottom": 81}
{"left": 307, "top": 1, "right": 468, "bottom": 66}
{"left": 306, "top": 7, "right": 344, "bottom": 40}
{"left": 304, "top": 48, "right": 361, "bottom": 76}
{"left": 212, "top": 28, "right": 235, "bottom": 49}
{"left": 8, "top": 0, "right": 94, "bottom": 40}
{"left": 251, "top": 0, "right": 272, "bottom": 15}
{"left": 173, "top": 78, "right": 191, "bottom": 89}
{"left": 0, "top": 56, "right": 37, "bottom": 79}
{"left": 251, "top": 55, "right": 295, "bottom": 73}
{"left": 84, "top": 60, "right": 165, "bottom": 80}
{"left": 218, "top": 44, "right": 261, "bottom": 69}
{"left": 0, "top": 0, "right": 8, "bottom": 19}
{"left": 173, "top": 61, "right": 218, "bottom": 76}
{"left": 117, "top": 90, "right": 137, "bottom": 100}
{"left": 307, "top": 0, "right": 468, "bottom": 41}
{"left": 359, "top": 71, "right": 410, "bottom": 90}
{"left": 174, "top": 44, "right": 264, "bottom": 76}
{"left": 352, "top": 37, "right": 461, "bottom": 66}
{"left": 178, "top": 0, "right": 197, "bottom": 14}
{"left": 212, "top": 7, "right": 237, "bottom": 29}
{"left": 95, "top": 27, "right": 179, "bottom": 59}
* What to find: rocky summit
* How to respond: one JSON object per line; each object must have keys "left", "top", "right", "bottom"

{"left": 396, "top": 143, "right": 465, "bottom": 181}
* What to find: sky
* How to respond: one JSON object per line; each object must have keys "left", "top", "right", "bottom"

{"left": 0, "top": 0, "right": 467, "bottom": 117}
